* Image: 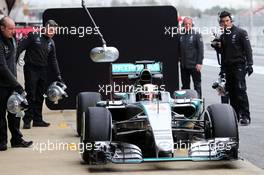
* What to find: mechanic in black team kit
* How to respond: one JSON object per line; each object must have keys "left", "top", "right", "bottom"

{"left": 178, "top": 17, "right": 204, "bottom": 99}
{"left": 0, "top": 16, "right": 33, "bottom": 151}
{"left": 213, "top": 11, "right": 253, "bottom": 126}
{"left": 17, "top": 20, "right": 63, "bottom": 129}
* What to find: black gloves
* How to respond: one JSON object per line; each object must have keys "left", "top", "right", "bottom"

{"left": 57, "top": 75, "right": 64, "bottom": 83}
{"left": 21, "top": 100, "right": 29, "bottom": 110}
{"left": 246, "top": 65, "right": 253, "bottom": 76}
{"left": 219, "top": 67, "right": 226, "bottom": 78}
{"left": 211, "top": 38, "right": 221, "bottom": 53}
{"left": 14, "top": 85, "right": 24, "bottom": 95}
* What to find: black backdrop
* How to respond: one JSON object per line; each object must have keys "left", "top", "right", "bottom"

{"left": 43, "top": 6, "right": 179, "bottom": 110}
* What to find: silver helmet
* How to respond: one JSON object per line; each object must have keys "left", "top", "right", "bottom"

{"left": 46, "top": 81, "right": 68, "bottom": 104}
{"left": 7, "top": 92, "right": 28, "bottom": 116}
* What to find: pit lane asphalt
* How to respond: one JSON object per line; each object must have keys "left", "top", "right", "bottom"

{"left": 0, "top": 110, "right": 263, "bottom": 175}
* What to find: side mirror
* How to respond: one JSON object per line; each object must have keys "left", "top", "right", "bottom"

{"left": 90, "top": 44, "right": 119, "bottom": 63}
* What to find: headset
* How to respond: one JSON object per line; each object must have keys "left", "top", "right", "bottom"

{"left": 181, "top": 16, "right": 194, "bottom": 28}
{"left": 218, "top": 11, "right": 233, "bottom": 24}
{"left": 0, "top": 15, "right": 7, "bottom": 25}
{"left": 0, "top": 16, "right": 7, "bottom": 32}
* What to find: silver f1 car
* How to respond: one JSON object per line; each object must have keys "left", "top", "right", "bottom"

{"left": 76, "top": 61, "right": 239, "bottom": 165}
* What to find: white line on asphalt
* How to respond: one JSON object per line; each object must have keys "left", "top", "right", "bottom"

{"left": 204, "top": 59, "right": 264, "bottom": 75}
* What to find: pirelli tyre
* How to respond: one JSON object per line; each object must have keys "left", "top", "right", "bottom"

{"left": 81, "top": 107, "right": 112, "bottom": 164}
{"left": 204, "top": 104, "right": 239, "bottom": 159}
{"left": 76, "top": 92, "right": 101, "bottom": 136}
{"left": 174, "top": 89, "right": 198, "bottom": 99}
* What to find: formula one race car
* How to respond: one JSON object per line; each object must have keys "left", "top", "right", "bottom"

{"left": 76, "top": 61, "right": 239, "bottom": 165}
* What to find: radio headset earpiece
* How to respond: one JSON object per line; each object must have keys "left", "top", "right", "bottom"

{"left": 218, "top": 11, "right": 233, "bottom": 24}
{"left": 181, "top": 17, "right": 194, "bottom": 28}
{"left": 0, "top": 16, "right": 7, "bottom": 33}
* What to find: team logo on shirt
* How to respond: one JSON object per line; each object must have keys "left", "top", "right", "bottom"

{"left": 232, "top": 34, "right": 237, "bottom": 43}
{"left": 47, "top": 41, "right": 52, "bottom": 52}
{"left": 189, "top": 36, "right": 193, "bottom": 43}
{"left": 4, "top": 45, "right": 10, "bottom": 55}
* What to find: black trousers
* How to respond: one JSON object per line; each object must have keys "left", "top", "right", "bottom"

{"left": 225, "top": 64, "right": 250, "bottom": 120}
{"left": 180, "top": 66, "right": 202, "bottom": 98}
{"left": 23, "top": 65, "right": 47, "bottom": 124}
{"left": 0, "top": 87, "right": 23, "bottom": 145}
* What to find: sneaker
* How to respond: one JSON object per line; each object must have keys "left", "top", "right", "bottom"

{"left": 11, "top": 140, "right": 33, "bottom": 148}
{"left": 33, "top": 121, "right": 50, "bottom": 127}
{"left": 0, "top": 144, "right": 7, "bottom": 151}
{"left": 240, "top": 118, "right": 250, "bottom": 126}
{"left": 23, "top": 123, "right": 31, "bottom": 129}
